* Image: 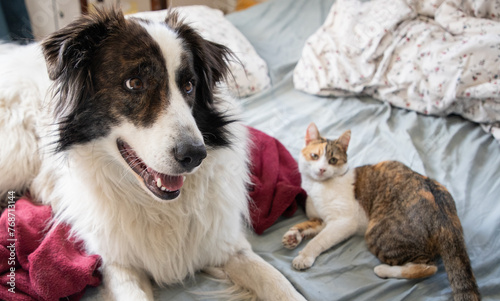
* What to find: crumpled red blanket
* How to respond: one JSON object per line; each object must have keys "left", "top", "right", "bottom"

{"left": 0, "top": 198, "right": 101, "bottom": 301}
{"left": 0, "top": 127, "right": 305, "bottom": 300}
{"left": 247, "top": 127, "right": 307, "bottom": 235}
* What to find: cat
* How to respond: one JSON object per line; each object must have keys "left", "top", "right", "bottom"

{"left": 282, "top": 122, "right": 480, "bottom": 301}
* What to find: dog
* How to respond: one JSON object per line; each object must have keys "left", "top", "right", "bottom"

{"left": 0, "top": 8, "right": 305, "bottom": 301}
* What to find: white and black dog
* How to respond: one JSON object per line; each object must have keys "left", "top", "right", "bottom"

{"left": 0, "top": 8, "right": 305, "bottom": 301}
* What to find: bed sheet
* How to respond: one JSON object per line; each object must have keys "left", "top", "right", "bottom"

{"left": 84, "top": 0, "right": 500, "bottom": 300}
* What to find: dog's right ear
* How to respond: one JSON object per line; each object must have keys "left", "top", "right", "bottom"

{"left": 42, "top": 8, "right": 125, "bottom": 81}
{"left": 42, "top": 8, "right": 125, "bottom": 125}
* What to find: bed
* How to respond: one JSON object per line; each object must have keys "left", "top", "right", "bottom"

{"left": 79, "top": 0, "right": 498, "bottom": 299}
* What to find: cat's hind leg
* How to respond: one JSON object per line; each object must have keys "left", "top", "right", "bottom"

{"left": 282, "top": 218, "right": 324, "bottom": 249}
{"left": 374, "top": 262, "right": 437, "bottom": 279}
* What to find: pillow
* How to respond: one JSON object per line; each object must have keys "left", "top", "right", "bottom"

{"left": 130, "top": 6, "right": 270, "bottom": 98}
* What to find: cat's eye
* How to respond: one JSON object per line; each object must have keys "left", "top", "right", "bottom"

{"left": 329, "top": 158, "right": 338, "bottom": 165}
{"left": 124, "top": 77, "right": 146, "bottom": 91}
{"left": 310, "top": 153, "right": 319, "bottom": 160}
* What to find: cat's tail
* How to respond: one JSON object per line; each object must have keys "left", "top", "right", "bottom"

{"left": 437, "top": 214, "right": 480, "bottom": 301}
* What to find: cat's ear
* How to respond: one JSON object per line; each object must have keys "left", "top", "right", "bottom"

{"left": 305, "top": 123, "right": 320, "bottom": 145}
{"left": 337, "top": 130, "right": 351, "bottom": 152}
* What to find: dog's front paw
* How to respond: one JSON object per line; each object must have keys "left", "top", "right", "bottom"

{"left": 292, "top": 253, "right": 315, "bottom": 270}
{"left": 282, "top": 228, "right": 302, "bottom": 249}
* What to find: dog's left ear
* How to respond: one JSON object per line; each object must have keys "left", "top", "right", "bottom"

{"left": 165, "top": 12, "right": 233, "bottom": 104}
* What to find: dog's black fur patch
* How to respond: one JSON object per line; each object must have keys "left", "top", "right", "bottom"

{"left": 166, "top": 13, "right": 236, "bottom": 148}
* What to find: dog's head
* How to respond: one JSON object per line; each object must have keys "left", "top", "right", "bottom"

{"left": 42, "top": 8, "right": 235, "bottom": 201}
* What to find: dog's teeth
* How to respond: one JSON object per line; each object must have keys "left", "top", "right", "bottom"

{"left": 156, "top": 178, "right": 162, "bottom": 188}
{"left": 183, "top": 176, "right": 186, "bottom": 181}
{"left": 161, "top": 186, "right": 166, "bottom": 191}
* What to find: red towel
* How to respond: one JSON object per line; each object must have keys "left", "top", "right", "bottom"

{"left": 0, "top": 198, "right": 101, "bottom": 301}
{"left": 248, "top": 127, "right": 307, "bottom": 235}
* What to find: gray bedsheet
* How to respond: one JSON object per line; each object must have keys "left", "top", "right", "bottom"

{"left": 85, "top": 0, "right": 500, "bottom": 300}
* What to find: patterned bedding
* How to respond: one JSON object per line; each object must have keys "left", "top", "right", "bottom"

{"left": 294, "top": 0, "right": 500, "bottom": 141}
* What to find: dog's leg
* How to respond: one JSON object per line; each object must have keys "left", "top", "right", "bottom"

{"left": 103, "top": 264, "right": 154, "bottom": 301}
{"left": 222, "top": 240, "right": 306, "bottom": 301}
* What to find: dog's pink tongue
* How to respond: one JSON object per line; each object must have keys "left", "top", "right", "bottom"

{"left": 155, "top": 173, "right": 183, "bottom": 191}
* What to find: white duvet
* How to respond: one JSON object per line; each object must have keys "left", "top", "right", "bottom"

{"left": 294, "top": 0, "right": 500, "bottom": 141}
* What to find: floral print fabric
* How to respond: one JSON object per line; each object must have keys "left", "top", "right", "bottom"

{"left": 294, "top": 0, "right": 500, "bottom": 141}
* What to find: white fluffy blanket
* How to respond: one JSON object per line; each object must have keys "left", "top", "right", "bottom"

{"left": 294, "top": 0, "right": 500, "bottom": 141}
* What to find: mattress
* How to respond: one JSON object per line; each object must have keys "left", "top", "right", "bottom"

{"left": 84, "top": 0, "right": 500, "bottom": 300}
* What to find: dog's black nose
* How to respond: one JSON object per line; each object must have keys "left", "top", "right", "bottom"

{"left": 174, "top": 139, "right": 207, "bottom": 171}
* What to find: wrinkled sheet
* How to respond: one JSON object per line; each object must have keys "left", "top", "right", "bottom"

{"left": 84, "top": 0, "right": 500, "bottom": 300}
{"left": 294, "top": 0, "right": 500, "bottom": 141}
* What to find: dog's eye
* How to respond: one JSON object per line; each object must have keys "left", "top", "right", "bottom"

{"left": 184, "top": 81, "right": 194, "bottom": 95}
{"left": 125, "top": 77, "right": 145, "bottom": 91}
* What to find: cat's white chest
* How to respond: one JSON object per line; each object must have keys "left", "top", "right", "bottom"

{"left": 303, "top": 169, "right": 367, "bottom": 230}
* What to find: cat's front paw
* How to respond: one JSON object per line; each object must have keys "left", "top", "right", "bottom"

{"left": 282, "top": 228, "right": 302, "bottom": 249}
{"left": 292, "top": 253, "right": 315, "bottom": 270}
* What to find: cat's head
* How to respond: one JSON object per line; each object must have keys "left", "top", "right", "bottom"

{"left": 299, "top": 123, "right": 351, "bottom": 181}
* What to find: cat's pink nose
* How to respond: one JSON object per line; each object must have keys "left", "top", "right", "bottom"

{"left": 319, "top": 168, "right": 326, "bottom": 175}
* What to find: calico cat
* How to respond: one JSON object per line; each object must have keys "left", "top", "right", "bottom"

{"left": 282, "top": 123, "right": 480, "bottom": 301}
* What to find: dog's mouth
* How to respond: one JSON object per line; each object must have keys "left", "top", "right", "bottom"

{"left": 117, "top": 139, "right": 183, "bottom": 200}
